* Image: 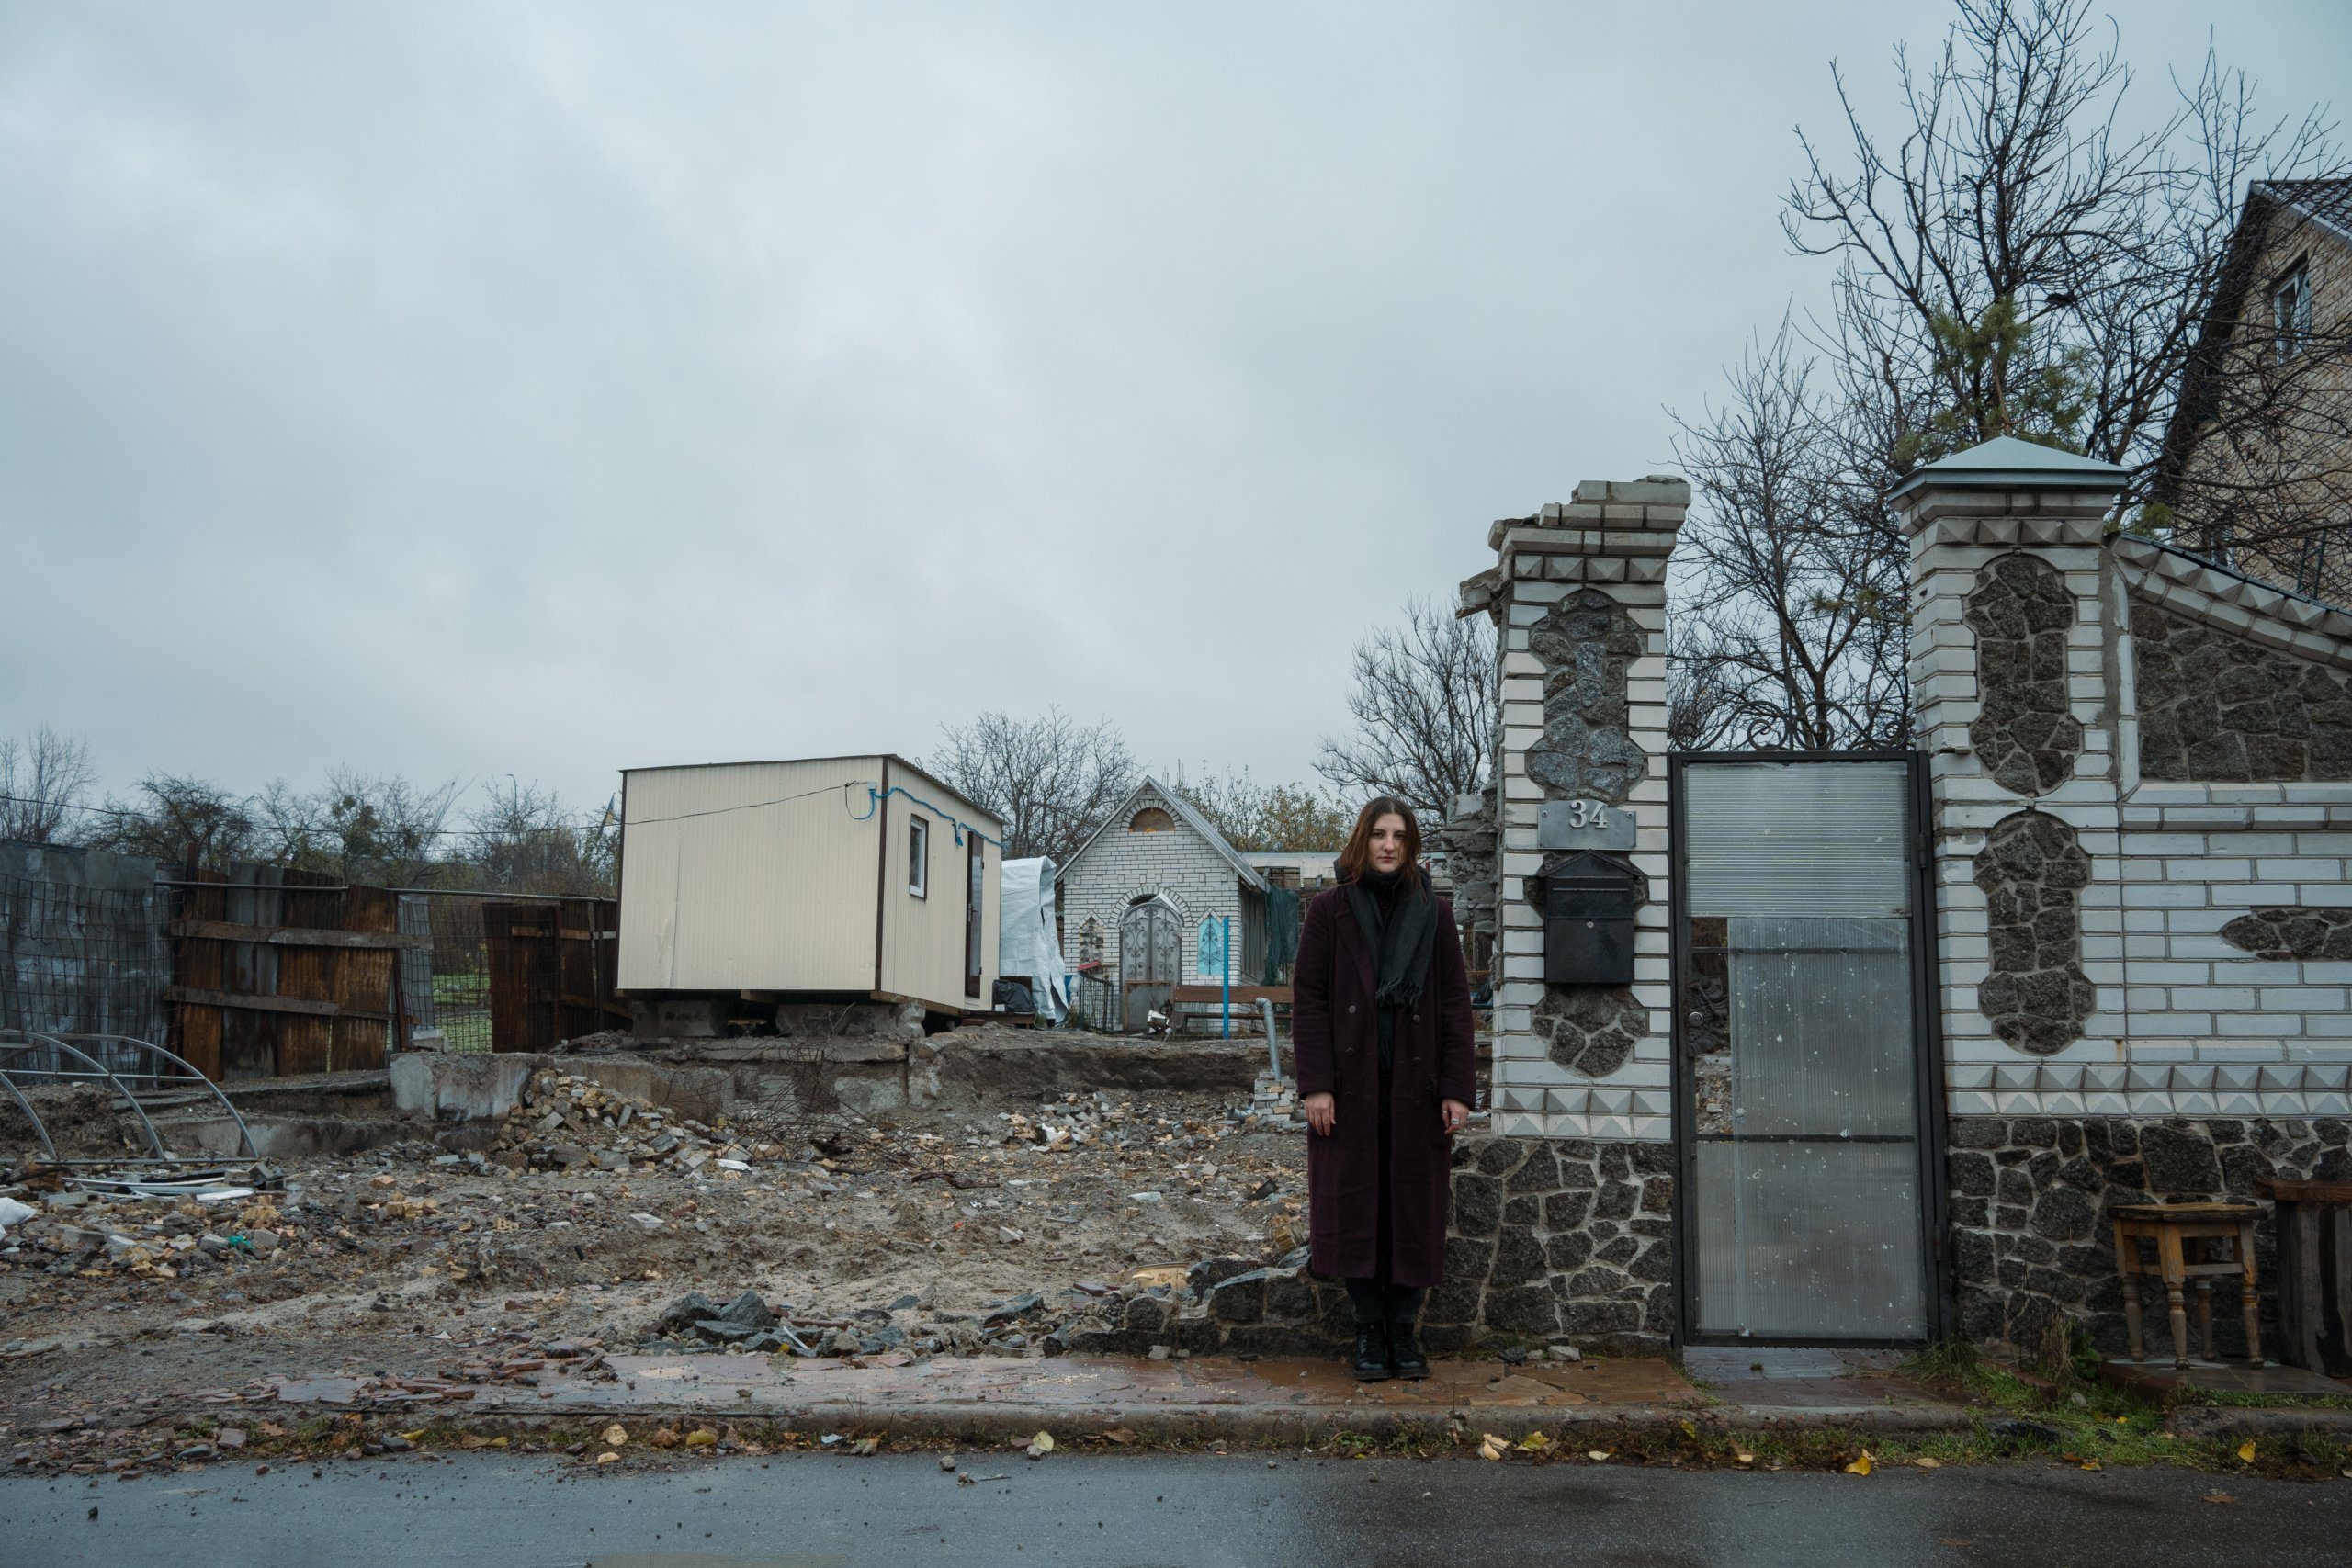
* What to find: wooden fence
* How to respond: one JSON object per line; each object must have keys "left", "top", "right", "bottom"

{"left": 481, "top": 897, "right": 624, "bottom": 1053}
{"left": 166, "top": 865, "right": 424, "bottom": 1079}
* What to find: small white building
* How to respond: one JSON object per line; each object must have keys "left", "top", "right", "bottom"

{"left": 1057, "top": 778, "right": 1269, "bottom": 1029}
{"left": 616, "top": 755, "right": 1002, "bottom": 1021}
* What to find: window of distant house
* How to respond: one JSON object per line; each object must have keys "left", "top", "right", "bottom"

{"left": 2274, "top": 259, "right": 2312, "bottom": 360}
{"left": 1128, "top": 807, "right": 1175, "bottom": 833}
{"left": 909, "top": 816, "right": 929, "bottom": 897}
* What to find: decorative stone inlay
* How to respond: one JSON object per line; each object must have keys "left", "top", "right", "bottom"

{"left": 2220, "top": 908, "right": 2352, "bottom": 962}
{"left": 2131, "top": 599, "right": 2352, "bottom": 781}
{"left": 1531, "top": 987, "right": 1648, "bottom": 1079}
{"left": 1950, "top": 1115, "right": 2352, "bottom": 1361}
{"left": 1070, "top": 1137, "right": 1673, "bottom": 1357}
{"left": 1525, "top": 589, "right": 1645, "bottom": 805}
{"left": 1964, "top": 552, "right": 2082, "bottom": 795}
{"left": 1973, "top": 811, "right": 2095, "bottom": 1055}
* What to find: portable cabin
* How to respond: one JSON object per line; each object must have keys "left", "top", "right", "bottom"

{"left": 616, "top": 756, "right": 1002, "bottom": 1019}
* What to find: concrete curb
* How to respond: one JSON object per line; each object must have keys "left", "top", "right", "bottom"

{"left": 2167, "top": 1404, "right": 2352, "bottom": 1442}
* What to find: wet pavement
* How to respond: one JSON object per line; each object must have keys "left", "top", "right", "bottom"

{"left": 6, "top": 1450, "right": 2349, "bottom": 1567}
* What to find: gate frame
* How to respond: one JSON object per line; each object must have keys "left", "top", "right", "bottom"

{"left": 1666, "top": 749, "right": 1954, "bottom": 1348}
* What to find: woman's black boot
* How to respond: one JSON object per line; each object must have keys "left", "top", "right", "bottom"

{"left": 1351, "top": 1323, "right": 1392, "bottom": 1382}
{"left": 1387, "top": 1322, "right": 1429, "bottom": 1380}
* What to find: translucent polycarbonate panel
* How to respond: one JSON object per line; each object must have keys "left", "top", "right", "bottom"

{"left": 1725, "top": 917, "right": 1917, "bottom": 1138}
{"left": 1682, "top": 761, "right": 1911, "bottom": 918}
{"left": 1691, "top": 1140, "right": 1927, "bottom": 1340}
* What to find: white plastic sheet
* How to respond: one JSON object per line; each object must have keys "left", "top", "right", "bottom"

{"left": 998, "top": 857, "right": 1069, "bottom": 1024}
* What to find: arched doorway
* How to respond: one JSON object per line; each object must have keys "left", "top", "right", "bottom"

{"left": 1119, "top": 896, "right": 1181, "bottom": 1032}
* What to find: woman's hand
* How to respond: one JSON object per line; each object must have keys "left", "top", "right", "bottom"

{"left": 1441, "top": 1099, "right": 1470, "bottom": 1135}
{"left": 1303, "top": 1092, "right": 1336, "bottom": 1136}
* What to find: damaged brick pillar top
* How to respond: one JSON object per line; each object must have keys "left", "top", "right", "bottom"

{"left": 1460, "top": 476, "right": 1687, "bottom": 1144}
{"left": 1889, "top": 437, "right": 2130, "bottom": 1076}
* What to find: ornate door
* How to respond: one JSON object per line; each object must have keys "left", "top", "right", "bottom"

{"left": 1119, "top": 899, "right": 1180, "bottom": 1032}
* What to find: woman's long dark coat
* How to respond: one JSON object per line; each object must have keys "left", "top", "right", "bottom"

{"left": 1292, "top": 885, "right": 1476, "bottom": 1289}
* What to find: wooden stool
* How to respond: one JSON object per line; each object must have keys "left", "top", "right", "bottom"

{"left": 2110, "top": 1202, "right": 2263, "bottom": 1369}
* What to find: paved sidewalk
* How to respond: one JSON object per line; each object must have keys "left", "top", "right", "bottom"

{"left": 247, "top": 1348, "right": 1968, "bottom": 1442}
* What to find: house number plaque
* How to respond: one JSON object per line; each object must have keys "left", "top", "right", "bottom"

{"left": 1537, "top": 798, "right": 1637, "bottom": 852}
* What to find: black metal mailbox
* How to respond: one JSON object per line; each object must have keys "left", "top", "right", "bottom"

{"left": 1541, "top": 851, "right": 1638, "bottom": 986}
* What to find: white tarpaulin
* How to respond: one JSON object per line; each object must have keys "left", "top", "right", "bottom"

{"left": 998, "top": 856, "right": 1069, "bottom": 1023}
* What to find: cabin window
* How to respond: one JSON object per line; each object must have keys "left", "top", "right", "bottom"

{"left": 1128, "top": 807, "right": 1175, "bottom": 833}
{"left": 909, "top": 816, "right": 929, "bottom": 897}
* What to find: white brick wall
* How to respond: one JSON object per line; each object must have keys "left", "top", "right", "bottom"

{"left": 1905, "top": 483, "right": 2352, "bottom": 1119}
{"left": 1058, "top": 784, "right": 1260, "bottom": 984}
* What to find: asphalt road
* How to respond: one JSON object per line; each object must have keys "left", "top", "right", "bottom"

{"left": 5, "top": 1453, "right": 2347, "bottom": 1567}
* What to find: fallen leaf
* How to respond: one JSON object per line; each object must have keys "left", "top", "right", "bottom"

{"left": 594, "top": 1451, "right": 617, "bottom": 1466}
{"left": 851, "top": 1438, "right": 879, "bottom": 1457}
{"left": 2238, "top": 1439, "right": 2257, "bottom": 1463}
{"left": 684, "top": 1428, "right": 718, "bottom": 1449}
{"left": 2078, "top": 1460, "right": 2102, "bottom": 1472}
{"left": 398, "top": 1430, "right": 425, "bottom": 1444}
{"left": 602, "top": 1425, "right": 628, "bottom": 1448}
{"left": 1515, "top": 1432, "right": 1553, "bottom": 1453}
{"left": 1101, "top": 1428, "right": 1136, "bottom": 1445}
{"left": 647, "top": 1428, "right": 680, "bottom": 1450}
{"left": 1845, "top": 1450, "right": 1874, "bottom": 1476}
{"left": 1679, "top": 1420, "right": 1697, "bottom": 1438}
{"left": 1732, "top": 1448, "right": 1756, "bottom": 1466}
{"left": 1912, "top": 1457, "right": 1940, "bottom": 1470}
{"left": 1030, "top": 1431, "right": 1054, "bottom": 1453}
{"left": 2204, "top": 1492, "right": 2236, "bottom": 1505}
{"left": 1586, "top": 1450, "right": 1612, "bottom": 1463}
{"left": 1478, "top": 1436, "right": 1505, "bottom": 1461}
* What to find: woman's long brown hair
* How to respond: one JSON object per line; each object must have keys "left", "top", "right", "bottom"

{"left": 1334, "top": 795, "right": 1423, "bottom": 887}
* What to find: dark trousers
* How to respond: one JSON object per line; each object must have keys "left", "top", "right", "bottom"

{"left": 1343, "top": 1047, "right": 1425, "bottom": 1326}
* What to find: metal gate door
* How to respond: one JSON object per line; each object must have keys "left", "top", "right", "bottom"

{"left": 1119, "top": 899, "right": 1180, "bottom": 1032}
{"left": 1672, "top": 755, "right": 1944, "bottom": 1345}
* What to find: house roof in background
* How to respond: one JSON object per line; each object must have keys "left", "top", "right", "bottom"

{"left": 1063, "top": 776, "right": 1269, "bottom": 893}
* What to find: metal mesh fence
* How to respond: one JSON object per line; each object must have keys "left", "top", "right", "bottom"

{"left": 401, "top": 891, "right": 492, "bottom": 1053}
{"left": 0, "top": 854, "right": 165, "bottom": 1057}
{"left": 1068, "top": 964, "right": 1120, "bottom": 1032}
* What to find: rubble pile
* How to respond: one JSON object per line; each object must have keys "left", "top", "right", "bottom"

{"left": 492, "top": 1069, "right": 791, "bottom": 1175}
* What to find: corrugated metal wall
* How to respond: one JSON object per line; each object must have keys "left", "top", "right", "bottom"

{"left": 616, "top": 758, "right": 883, "bottom": 994}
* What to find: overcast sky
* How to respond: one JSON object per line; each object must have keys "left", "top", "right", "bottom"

{"left": 3, "top": 2, "right": 2345, "bottom": 822}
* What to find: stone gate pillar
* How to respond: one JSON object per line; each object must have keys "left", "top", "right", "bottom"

{"left": 1460, "top": 479, "right": 1687, "bottom": 1137}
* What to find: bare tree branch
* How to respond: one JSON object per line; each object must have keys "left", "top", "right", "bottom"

{"left": 0, "top": 727, "right": 96, "bottom": 844}
{"left": 930, "top": 708, "right": 1138, "bottom": 863}
{"left": 1317, "top": 597, "right": 1498, "bottom": 816}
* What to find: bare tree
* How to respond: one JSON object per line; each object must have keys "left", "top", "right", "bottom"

{"left": 1170, "top": 767, "right": 1354, "bottom": 852}
{"left": 1317, "top": 597, "right": 1498, "bottom": 816}
{"left": 85, "top": 775, "right": 260, "bottom": 872}
{"left": 256, "top": 770, "right": 458, "bottom": 887}
{"left": 1669, "top": 324, "right": 1913, "bottom": 750}
{"left": 931, "top": 709, "right": 1138, "bottom": 863}
{"left": 462, "top": 780, "right": 617, "bottom": 897}
{"left": 1785, "top": 0, "right": 2344, "bottom": 508}
{"left": 1669, "top": 0, "right": 2348, "bottom": 735}
{"left": 0, "top": 727, "right": 97, "bottom": 843}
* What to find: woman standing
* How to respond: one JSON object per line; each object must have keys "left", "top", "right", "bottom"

{"left": 1293, "top": 797, "right": 1476, "bottom": 1381}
